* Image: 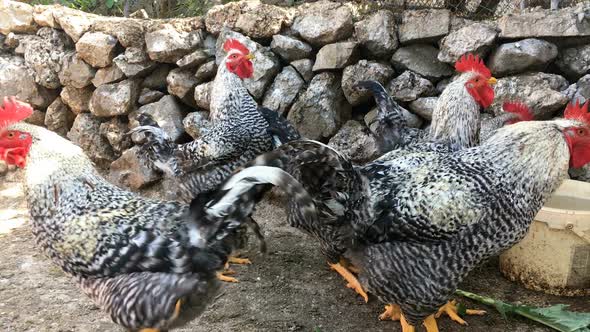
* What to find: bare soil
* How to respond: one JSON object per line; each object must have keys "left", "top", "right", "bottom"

{"left": 1, "top": 170, "right": 588, "bottom": 332}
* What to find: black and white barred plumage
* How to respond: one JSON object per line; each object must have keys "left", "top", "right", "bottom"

{"left": 237, "top": 118, "right": 579, "bottom": 327}
{"left": 9, "top": 122, "right": 311, "bottom": 331}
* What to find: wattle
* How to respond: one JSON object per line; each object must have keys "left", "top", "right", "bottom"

{"left": 467, "top": 85, "right": 494, "bottom": 109}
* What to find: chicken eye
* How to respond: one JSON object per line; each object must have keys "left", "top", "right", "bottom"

{"left": 7, "top": 132, "right": 14, "bottom": 139}
{"left": 578, "top": 128, "right": 587, "bottom": 136}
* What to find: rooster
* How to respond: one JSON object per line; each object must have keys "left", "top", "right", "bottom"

{"left": 357, "top": 54, "right": 497, "bottom": 152}
{"left": 131, "top": 38, "right": 300, "bottom": 282}
{"left": 0, "top": 97, "right": 314, "bottom": 332}
{"left": 231, "top": 100, "right": 590, "bottom": 331}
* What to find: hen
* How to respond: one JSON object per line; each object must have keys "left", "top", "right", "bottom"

{"left": 359, "top": 54, "right": 497, "bottom": 152}
{"left": 232, "top": 100, "right": 590, "bottom": 331}
{"left": 0, "top": 97, "right": 314, "bottom": 332}
{"left": 131, "top": 38, "right": 300, "bottom": 281}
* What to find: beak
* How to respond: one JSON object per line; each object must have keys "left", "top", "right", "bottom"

{"left": 487, "top": 77, "right": 498, "bottom": 85}
{"left": 246, "top": 53, "right": 255, "bottom": 60}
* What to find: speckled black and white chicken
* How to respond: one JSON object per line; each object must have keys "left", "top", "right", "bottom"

{"left": 0, "top": 97, "right": 313, "bottom": 332}
{"left": 234, "top": 100, "right": 590, "bottom": 331}
{"left": 131, "top": 38, "right": 300, "bottom": 281}
{"left": 358, "top": 54, "right": 499, "bottom": 152}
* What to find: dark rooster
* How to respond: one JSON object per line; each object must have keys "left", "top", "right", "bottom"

{"left": 232, "top": 100, "right": 590, "bottom": 331}
{"left": 357, "top": 54, "right": 497, "bottom": 152}
{"left": 0, "top": 97, "right": 314, "bottom": 332}
{"left": 131, "top": 38, "right": 300, "bottom": 282}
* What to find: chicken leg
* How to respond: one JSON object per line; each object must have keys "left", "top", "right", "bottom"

{"left": 379, "top": 304, "right": 401, "bottom": 321}
{"left": 216, "top": 256, "right": 252, "bottom": 283}
{"left": 329, "top": 258, "right": 369, "bottom": 302}
{"left": 435, "top": 299, "right": 486, "bottom": 325}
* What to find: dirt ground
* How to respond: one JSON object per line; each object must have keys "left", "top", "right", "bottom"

{"left": 1, "top": 170, "right": 589, "bottom": 332}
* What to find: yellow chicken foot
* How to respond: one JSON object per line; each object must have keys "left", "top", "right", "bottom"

{"left": 216, "top": 270, "right": 239, "bottom": 283}
{"left": 338, "top": 257, "right": 361, "bottom": 274}
{"left": 227, "top": 256, "right": 252, "bottom": 265}
{"left": 329, "top": 261, "right": 369, "bottom": 303}
{"left": 378, "top": 304, "right": 401, "bottom": 321}
{"left": 435, "top": 299, "right": 486, "bottom": 325}
{"left": 400, "top": 314, "right": 416, "bottom": 332}
{"left": 422, "top": 315, "right": 439, "bottom": 332}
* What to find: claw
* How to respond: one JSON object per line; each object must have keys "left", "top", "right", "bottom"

{"left": 329, "top": 261, "right": 369, "bottom": 303}
{"left": 379, "top": 304, "right": 401, "bottom": 321}
{"left": 216, "top": 271, "right": 239, "bottom": 283}
{"left": 435, "top": 299, "right": 486, "bottom": 325}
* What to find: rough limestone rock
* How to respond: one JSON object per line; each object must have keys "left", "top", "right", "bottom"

{"left": 288, "top": 72, "right": 351, "bottom": 140}
{"left": 22, "top": 28, "right": 72, "bottom": 89}
{"left": 555, "top": 44, "right": 590, "bottom": 81}
{"left": 409, "top": 97, "right": 438, "bottom": 121}
{"left": 142, "top": 65, "right": 171, "bottom": 90}
{"left": 113, "top": 53, "right": 157, "bottom": 78}
{"left": 183, "top": 111, "right": 211, "bottom": 139}
{"left": 387, "top": 71, "right": 437, "bottom": 102}
{"left": 215, "top": 30, "right": 280, "bottom": 99}
{"left": 90, "top": 79, "right": 140, "bottom": 117}
{"left": 145, "top": 26, "right": 200, "bottom": 63}
{"left": 110, "top": 146, "right": 159, "bottom": 190}
{"left": 354, "top": 10, "right": 398, "bottom": 59}
{"left": 59, "top": 52, "right": 96, "bottom": 89}
{"left": 55, "top": 8, "right": 96, "bottom": 42}
{"left": 92, "top": 65, "right": 125, "bottom": 87}
{"left": 270, "top": 35, "right": 312, "bottom": 62}
{"left": 313, "top": 42, "right": 359, "bottom": 72}
{"left": 99, "top": 117, "right": 132, "bottom": 155}
{"left": 167, "top": 68, "right": 198, "bottom": 100}
{"left": 32, "top": 5, "right": 58, "bottom": 28}
{"left": 399, "top": 9, "right": 450, "bottom": 43}
{"left": 573, "top": 75, "right": 590, "bottom": 104}
{"left": 262, "top": 66, "right": 305, "bottom": 115}
{"left": 176, "top": 49, "right": 210, "bottom": 69}
{"left": 491, "top": 73, "right": 569, "bottom": 119}
{"left": 438, "top": 23, "right": 498, "bottom": 64}
{"left": 132, "top": 95, "right": 186, "bottom": 141}
{"left": 498, "top": 6, "right": 590, "bottom": 39}
{"left": 60, "top": 85, "right": 93, "bottom": 114}
{"left": 44, "top": 97, "right": 75, "bottom": 137}
{"left": 290, "top": 59, "right": 314, "bottom": 83}
{"left": 365, "top": 105, "right": 422, "bottom": 131}
{"left": 76, "top": 32, "right": 119, "bottom": 68}
{"left": 68, "top": 113, "right": 115, "bottom": 166}
{"left": 328, "top": 120, "right": 379, "bottom": 163}
{"left": 391, "top": 44, "right": 453, "bottom": 82}
{"left": 24, "top": 109, "right": 46, "bottom": 126}
{"left": 341, "top": 60, "right": 395, "bottom": 106}
{"left": 96, "top": 18, "right": 144, "bottom": 48}
{"left": 194, "top": 81, "right": 213, "bottom": 110}
{"left": 138, "top": 88, "right": 164, "bottom": 105}
{"left": 124, "top": 46, "right": 149, "bottom": 64}
{"left": 291, "top": 1, "right": 353, "bottom": 46}
{"left": 194, "top": 60, "right": 217, "bottom": 82}
{"left": 0, "top": 55, "right": 56, "bottom": 108}
{"left": 488, "top": 39, "right": 559, "bottom": 76}
{"left": 0, "top": 1, "right": 36, "bottom": 35}
{"left": 205, "top": 0, "right": 291, "bottom": 38}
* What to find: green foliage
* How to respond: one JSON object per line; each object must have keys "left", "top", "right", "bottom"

{"left": 172, "top": 0, "right": 239, "bottom": 18}
{"left": 456, "top": 289, "right": 590, "bottom": 332}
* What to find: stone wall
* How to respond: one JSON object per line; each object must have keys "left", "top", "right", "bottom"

{"left": 1, "top": 0, "right": 590, "bottom": 186}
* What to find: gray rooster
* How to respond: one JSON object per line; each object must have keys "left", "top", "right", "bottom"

{"left": 0, "top": 97, "right": 314, "bottom": 332}
{"left": 228, "top": 100, "right": 590, "bottom": 331}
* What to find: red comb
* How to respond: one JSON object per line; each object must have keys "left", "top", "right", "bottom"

{"left": 223, "top": 38, "right": 250, "bottom": 55}
{"left": 564, "top": 100, "right": 590, "bottom": 126}
{"left": 0, "top": 97, "right": 33, "bottom": 131}
{"left": 455, "top": 53, "right": 491, "bottom": 78}
{"left": 503, "top": 101, "right": 534, "bottom": 124}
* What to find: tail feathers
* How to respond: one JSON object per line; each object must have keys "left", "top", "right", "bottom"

{"left": 129, "top": 125, "right": 179, "bottom": 176}
{"left": 354, "top": 80, "right": 408, "bottom": 151}
{"left": 258, "top": 107, "right": 301, "bottom": 148}
{"left": 77, "top": 272, "right": 218, "bottom": 331}
{"left": 246, "top": 140, "right": 369, "bottom": 228}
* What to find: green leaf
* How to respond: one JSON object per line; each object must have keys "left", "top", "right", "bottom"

{"left": 106, "top": 0, "right": 115, "bottom": 9}
{"left": 456, "top": 289, "right": 590, "bottom": 332}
